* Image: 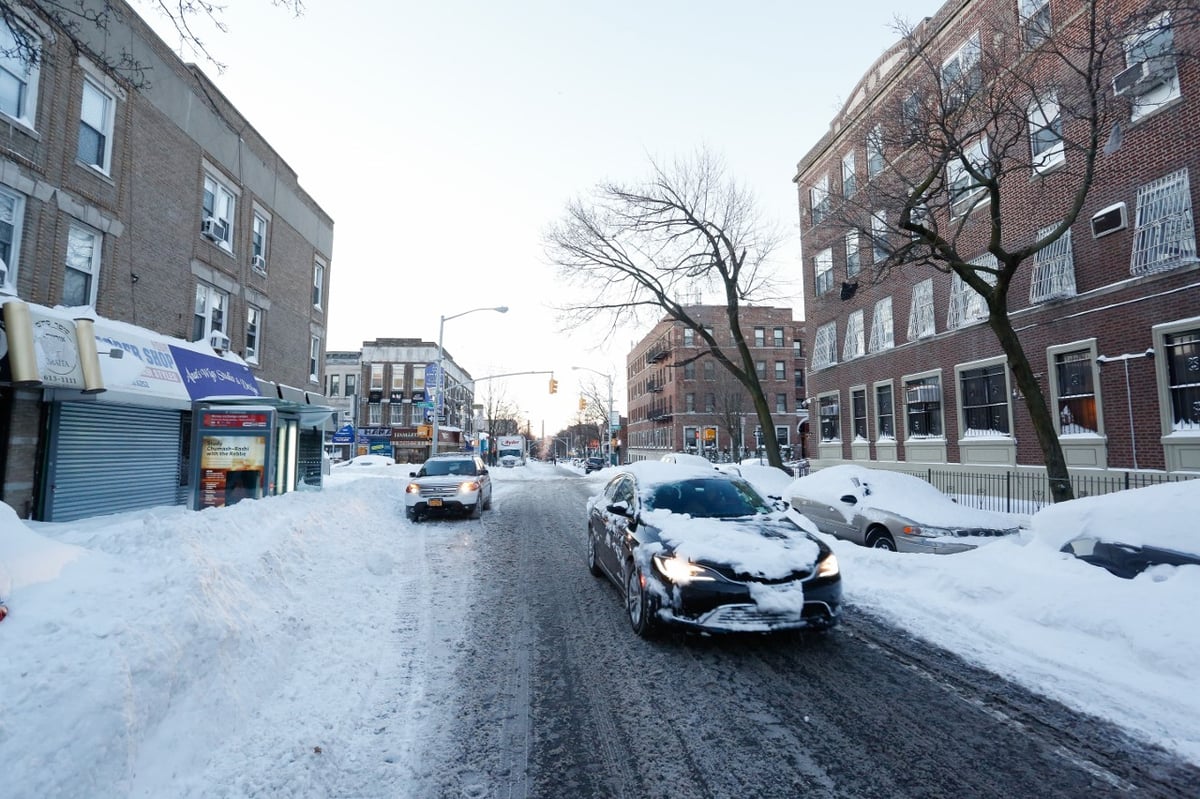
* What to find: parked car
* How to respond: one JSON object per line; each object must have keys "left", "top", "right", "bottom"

{"left": 404, "top": 453, "right": 492, "bottom": 522}
{"left": 584, "top": 456, "right": 607, "bottom": 474}
{"left": 586, "top": 462, "right": 841, "bottom": 637}
{"left": 789, "top": 464, "right": 1021, "bottom": 554}
{"left": 660, "top": 452, "right": 719, "bottom": 470}
{"left": 334, "top": 454, "right": 395, "bottom": 469}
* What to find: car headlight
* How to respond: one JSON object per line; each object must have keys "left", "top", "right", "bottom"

{"left": 901, "top": 524, "right": 944, "bottom": 538}
{"left": 405, "top": 483, "right": 421, "bottom": 494}
{"left": 652, "top": 554, "right": 718, "bottom": 584}
{"left": 816, "top": 551, "right": 840, "bottom": 578}
{"left": 458, "top": 480, "right": 480, "bottom": 493}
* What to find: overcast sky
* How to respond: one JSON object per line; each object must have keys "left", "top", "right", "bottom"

{"left": 143, "top": 0, "right": 936, "bottom": 430}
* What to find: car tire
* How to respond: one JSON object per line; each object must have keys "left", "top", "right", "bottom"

{"left": 625, "top": 561, "right": 659, "bottom": 638}
{"left": 586, "top": 529, "right": 603, "bottom": 577}
{"left": 483, "top": 491, "right": 492, "bottom": 511}
{"left": 469, "top": 501, "right": 482, "bottom": 519}
{"left": 866, "top": 526, "right": 896, "bottom": 551}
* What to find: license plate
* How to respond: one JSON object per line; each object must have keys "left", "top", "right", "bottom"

{"left": 428, "top": 498, "right": 443, "bottom": 507}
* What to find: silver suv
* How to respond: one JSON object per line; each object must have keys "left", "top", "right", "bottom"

{"left": 405, "top": 454, "right": 492, "bottom": 521}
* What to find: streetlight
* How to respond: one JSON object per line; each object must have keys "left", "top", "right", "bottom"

{"left": 432, "top": 305, "right": 508, "bottom": 456}
{"left": 572, "top": 365, "right": 615, "bottom": 465}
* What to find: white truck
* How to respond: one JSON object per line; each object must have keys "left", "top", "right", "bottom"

{"left": 496, "top": 435, "right": 527, "bottom": 467}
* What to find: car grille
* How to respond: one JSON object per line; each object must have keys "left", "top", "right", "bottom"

{"left": 948, "top": 527, "right": 1016, "bottom": 538}
{"left": 419, "top": 485, "right": 461, "bottom": 498}
{"left": 711, "top": 565, "right": 812, "bottom": 584}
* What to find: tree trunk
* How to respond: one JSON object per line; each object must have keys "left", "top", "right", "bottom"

{"left": 988, "top": 313, "right": 1075, "bottom": 504}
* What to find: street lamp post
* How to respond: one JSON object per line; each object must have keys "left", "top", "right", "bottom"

{"left": 572, "top": 365, "right": 615, "bottom": 465}
{"left": 432, "top": 305, "right": 508, "bottom": 456}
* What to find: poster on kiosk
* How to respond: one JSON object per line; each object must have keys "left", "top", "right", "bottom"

{"left": 191, "top": 404, "right": 276, "bottom": 510}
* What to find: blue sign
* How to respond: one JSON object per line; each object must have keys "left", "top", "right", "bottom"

{"left": 424, "top": 363, "right": 442, "bottom": 412}
{"left": 168, "top": 345, "right": 260, "bottom": 400}
{"left": 331, "top": 424, "right": 355, "bottom": 444}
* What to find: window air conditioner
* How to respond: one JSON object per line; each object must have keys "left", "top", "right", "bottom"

{"left": 906, "top": 384, "right": 941, "bottom": 404}
{"left": 251, "top": 254, "right": 267, "bottom": 270}
{"left": 1091, "top": 202, "right": 1128, "bottom": 239}
{"left": 1112, "top": 57, "right": 1172, "bottom": 97}
{"left": 209, "top": 331, "right": 231, "bottom": 351}
{"left": 200, "top": 217, "right": 223, "bottom": 241}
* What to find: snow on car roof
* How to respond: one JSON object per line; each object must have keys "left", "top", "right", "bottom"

{"left": 1029, "top": 478, "right": 1200, "bottom": 555}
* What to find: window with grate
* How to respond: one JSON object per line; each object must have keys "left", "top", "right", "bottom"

{"left": 1165, "top": 329, "right": 1200, "bottom": 432}
{"left": 1054, "top": 349, "right": 1098, "bottom": 434}
{"left": 1029, "top": 225, "right": 1076, "bottom": 303}
{"left": 960, "top": 363, "right": 1010, "bottom": 436}
{"left": 948, "top": 255, "right": 997, "bottom": 329}
{"left": 843, "top": 310, "right": 864, "bottom": 361}
{"left": 1131, "top": 168, "right": 1196, "bottom": 276}
{"left": 905, "top": 376, "right": 943, "bottom": 438}
{"left": 812, "top": 322, "right": 838, "bottom": 370}
{"left": 819, "top": 394, "right": 841, "bottom": 442}
{"left": 869, "top": 296, "right": 894, "bottom": 352}
{"left": 907, "top": 278, "right": 935, "bottom": 340}
{"left": 876, "top": 384, "right": 895, "bottom": 441}
{"left": 852, "top": 389, "right": 868, "bottom": 440}
{"left": 815, "top": 247, "right": 833, "bottom": 296}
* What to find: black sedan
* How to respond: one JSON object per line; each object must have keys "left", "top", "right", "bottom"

{"left": 585, "top": 462, "right": 842, "bottom": 637}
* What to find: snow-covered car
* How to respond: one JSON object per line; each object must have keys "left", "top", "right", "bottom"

{"left": 716, "top": 463, "right": 795, "bottom": 501}
{"left": 586, "top": 462, "right": 841, "bottom": 637}
{"left": 334, "top": 454, "right": 395, "bottom": 469}
{"left": 584, "top": 456, "right": 606, "bottom": 473}
{"left": 660, "top": 452, "right": 718, "bottom": 470}
{"left": 789, "top": 464, "right": 1021, "bottom": 554}
{"left": 404, "top": 454, "right": 492, "bottom": 521}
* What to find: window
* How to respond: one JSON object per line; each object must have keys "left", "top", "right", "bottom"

{"left": 948, "top": 255, "right": 998, "bottom": 329}
{"left": 815, "top": 247, "right": 833, "bottom": 296}
{"left": 251, "top": 212, "right": 269, "bottom": 271}
{"left": 1165, "top": 329, "right": 1200, "bottom": 432}
{"left": 329, "top": 374, "right": 340, "bottom": 397}
{"left": 1053, "top": 349, "right": 1098, "bottom": 434}
{"left": 704, "top": 393, "right": 714, "bottom": 413}
{"left": 901, "top": 91, "right": 921, "bottom": 144}
{"left": 871, "top": 212, "right": 888, "bottom": 265}
{"left": 869, "top": 296, "right": 894, "bottom": 352}
{"left": 345, "top": 373, "right": 357, "bottom": 396}
{"left": 0, "top": 17, "right": 40, "bottom": 127}
{"left": 754, "top": 327, "right": 765, "bottom": 347}
{"left": 412, "top": 364, "right": 426, "bottom": 391}
{"left": 842, "top": 311, "right": 865, "bottom": 361}
{"left": 851, "top": 389, "right": 868, "bottom": 441}
{"left": 370, "top": 364, "right": 384, "bottom": 391}
{"left": 1029, "top": 225, "right": 1076, "bottom": 303}
{"left": 875, "top": 384, "right": 895, "bottom": 440}
{"left": 960, "top": 363, "right": 1010, "bottom": 435}
{"left": 245, "top": 305, "right": 262, "bottom": 364}
{"left": 845, "top": 231, "right": 861, "bottom": 277}
{"left": 391, "top": 366, "right": 404, "bottom": 391}
{"left": 312, "top": 259, "right": 325, "bottom": 309}
{"left": 819, "top": 394, "right": 840, "bottom": 442}
{"left": 810, "top": 174, "right": 830, "bottom": 225}
{"left": 192, "top": 283, "right": 228, "bottom": 342}
{"left": 866, "top": 125, "right": 885, "bottom": 178}
{"left": 683, "top": 328, "right": 695, "bottom": 346}
{"left": 948, "top": 137, "right": 990, "bottom": 216}
{"left": 774, "top": 361, "right": 786, "bottom": 380}
{"left": 703, "top": 359, "right": 715, "bottom": 381}
{"left": 1029, "top": 93, "right": 1064, "bottom": 172}
{"left": 775, "top": 393, "right": 788, "bottom": 414}
{"left": 683, "top": 361, "right": 696, "bottom": 380}
{"left": 1131, "top": 168, "right": 1196, "bottom": 276}
{"left": 841, "top": 151, "right": 856, "bottom": 197}
{"left": 201, "top": 173, "right": 235, "bottom": 250}
{"left": 76, "top": 77, "right": 115, "bottom": 173}
{"left": 772, "top": 327, "right": 785, "bottom": 347}
{"left": 905, "top": 376, "right": 943, "bottom": 438}
{"left": 775, "top": 426, "right": 790, "bottom": 447}
{"left": 812, "top": 322, "right": 838, "bottom": 370}
{"left": 368, "top": 404, "right": 381, "bottom": 426}
{"left": 309, "top": 336, "right": 321, "bottom": 382}
{"left": 1123, "top": 13, "right": 1181, "bottom": 122}
{"left": 0, "top": 187, "right": 25, "bottom": 290}
{"left": 1020, "top": 0, "right": 1051, "bottom": 48}
{"left": 755, "top": 360, "right": 766, "bottom": 379}
{"left": 685, "top": 393, "right": 695, "bottom": 413}
{"left": 908, "top": 278, "right": 935, "bottom": 340}
{"left": 793, "top": 340, "right": 803, "bottom": 358}
{"left": 64, "top": 224, "right": 101, "bottom": 307}
{"left": 941, "top": 33, "right": 982, "bottom": 110}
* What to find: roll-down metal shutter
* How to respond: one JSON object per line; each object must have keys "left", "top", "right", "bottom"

{"left": 45, "top": 403, "right": 183, "bottom": 521}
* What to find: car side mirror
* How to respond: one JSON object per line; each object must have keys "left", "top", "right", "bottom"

{"left": 771, "top": 498, "right": 790, "bottom": 512}
{"left": 839, "top": 494, "right": 858, "bottom": 506}
{"left": 607, "top": 502, "right": 632, "bottom": 518}
{"left": 409, "top": 471, "right": 417, "bottom": 478}
{"left": 480, "top": 467, "right": 488, "bottom": 475}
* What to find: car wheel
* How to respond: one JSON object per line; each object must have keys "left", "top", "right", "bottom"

{"left": 469, "top": 501, "right": 482, "bottom": 519}
{"left": 586, "top": 529, "right": 602, "bottom": 577}
{"left": 866, "top": 526, "right": 896, "bottom": 551}
{"left": 483, "top": 491, "right": 492, "bottom": 510}
{"left": 625, "top": 562, "right": 658, "bottom": 638}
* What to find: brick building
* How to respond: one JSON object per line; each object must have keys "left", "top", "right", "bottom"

{"left": 0, "top": 1, "right": 334, "bottom": 519}
{"left": 794, "top": 0, "right": 1199, "bottom": 480}
{"left": 625, "top": 306, "right": 807, "bottom": 463}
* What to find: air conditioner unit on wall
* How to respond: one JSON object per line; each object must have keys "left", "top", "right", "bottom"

{"left": 1112, "top": 57, "right": 1172, "bottom": 97}
{"left": 251, "top": 254, "right": 266, "bottom": 270}
{"left": 201, "top": 217, "right": 223, "bottom": 241}
{"left": 1091, "top": 202, "right": 1128, "bottom": 238}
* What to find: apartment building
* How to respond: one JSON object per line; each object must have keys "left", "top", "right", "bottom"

{"left": 625, "top": 306, "right": 805, "bottom": 463}
{"left": 0, "top": 1, "right": 334, "bottom": 519}
{"left": 794, "top": 0, "right": 1199, "bottom": 478}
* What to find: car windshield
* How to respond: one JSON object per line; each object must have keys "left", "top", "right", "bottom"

{"left": 420, "top": 460, "right": 477, "bottom": 477}
{"left": 644, "top": 477, "right": 772, "bottom": 519}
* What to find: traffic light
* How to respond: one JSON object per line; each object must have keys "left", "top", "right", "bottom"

{"left": 549, "top": 377, "right": 558, "bottom": 394}
{"left": 579, "top": 396, "right": 587, "bottom": 411}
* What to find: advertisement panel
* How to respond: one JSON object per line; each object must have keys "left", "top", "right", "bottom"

{"left": 191, "top": 406, "right": 275, "bottom": 509}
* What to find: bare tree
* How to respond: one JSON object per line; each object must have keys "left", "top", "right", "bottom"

{"left": 823, "top": 1, "right": 1196, "bottom": 503}
{"left": 545, "top": 150, "right": 793, "bottom": 468}
{"left": 705, "top": 365, "right": 755, "bottom": 460}
{"left": 2, "top": 0, "right": 303, "bottom": 88}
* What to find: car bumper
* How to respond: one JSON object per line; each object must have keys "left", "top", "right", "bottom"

{"left": 407, "top": 497, "right": 477, "bottom": 516}
{"left": 894, "top": 536, "right": 979, "bottom": 555}
{"left": 656, "top": 576, "right": 842, "bottom": 633}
